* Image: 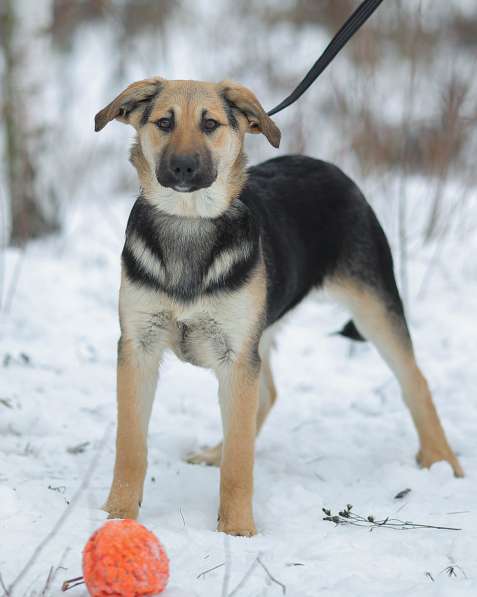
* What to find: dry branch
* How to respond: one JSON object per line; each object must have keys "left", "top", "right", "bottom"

{"left": 257, "top": 557, "right": 287, "bottom": 595}
{"left": 228, "top": 557, "right": 260, "bottom": 597}
{"left": 196, "top": 563, "right": 225, "bottom": 581}
{"left": 322, "top": 504, "right": 461, "bottom": 531}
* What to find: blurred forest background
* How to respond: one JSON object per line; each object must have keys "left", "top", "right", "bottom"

{"left": 0, "top": 0, "right": 476, "bottom": 304}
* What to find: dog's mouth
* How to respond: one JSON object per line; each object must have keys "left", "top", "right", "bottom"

{"left": 172, "top": 184, "right": 193, "bottom": 192}
{"left": 157, "top": 173, "right": 218, "bottom": 194}
{"left": 171, "top": 183, "right": 206, "bottom": 193}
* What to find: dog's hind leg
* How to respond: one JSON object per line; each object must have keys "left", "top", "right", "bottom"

{"left": 256, "top": 328, "right": 278, "bottom": 433}
{"left": 256, "top": 351, "right": 277, "bottom": 433}
{"left": 328, "top": 278, "right": 463, "bottom": 477}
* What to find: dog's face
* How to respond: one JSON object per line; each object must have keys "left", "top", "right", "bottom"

{"left": 95, "top": 78, "right": 280, "bottom": 215}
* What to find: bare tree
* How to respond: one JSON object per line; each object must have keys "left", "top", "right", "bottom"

{"left": 1, "top": 0, "right": 59, "bottom": 245}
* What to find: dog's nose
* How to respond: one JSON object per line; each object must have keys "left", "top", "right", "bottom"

{"left": 169, "top": 154, "right": 199, "bottom": 186}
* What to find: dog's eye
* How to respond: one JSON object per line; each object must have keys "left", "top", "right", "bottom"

{"left": 203, "top": 118, "right": 220, "bottom": 132}
{"left": 156, "top": 118, "right": 172, "bottom": 131}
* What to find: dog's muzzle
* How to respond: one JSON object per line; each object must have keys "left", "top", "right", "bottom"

{"left": 156, "top": 152, "right": 217, "bottom": 192}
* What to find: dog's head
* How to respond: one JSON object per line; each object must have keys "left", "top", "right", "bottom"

{"left": 95, "top": 78, "right": 280, "bottom": 214}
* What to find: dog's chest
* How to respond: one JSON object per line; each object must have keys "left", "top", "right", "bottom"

{"left": 122, "top": 199, "right": 257, "bottom": 302}
{"left": 121, "top": 198, "right": 261, "bottom": 367}
{"left": 151, "top": 217, "right": 216, "bottom": 297}
{"left": 137, "top": 301, "right": 245, "bottom": 369}
{"left": 121, "top": 278, "right": 257, "bottom": 370}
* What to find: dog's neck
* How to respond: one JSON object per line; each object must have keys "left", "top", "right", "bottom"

{"left": 130, "top": 142, "right": 247, "bottom": 219}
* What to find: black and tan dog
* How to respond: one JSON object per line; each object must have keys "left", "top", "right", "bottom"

{"left": 95, "top": 77, "right": 463, "bottom": 536}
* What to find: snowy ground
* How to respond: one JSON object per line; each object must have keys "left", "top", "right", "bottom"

{"left": 1, "top": 192, "right": 477, "bottom": 597}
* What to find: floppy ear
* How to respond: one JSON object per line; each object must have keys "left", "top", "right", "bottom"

{"left": 219, "top": 80, "right": 281, "bottom": 148}
{"left": 94, "top": 77, "right": 164, "bottom": 132}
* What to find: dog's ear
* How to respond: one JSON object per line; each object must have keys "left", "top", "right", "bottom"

{"left": 94, "top": 77, "right": 164, "bottom": 132}
{"left": 219, "top": 80, "right": 281, "bottom": 148}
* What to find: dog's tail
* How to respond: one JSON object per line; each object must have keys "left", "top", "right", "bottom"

{"left": 332, "top": 320, "right": 366, "bottom": 342}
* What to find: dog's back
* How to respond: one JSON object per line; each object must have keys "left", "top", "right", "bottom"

{"left": 242, "top": 155, "right": 403, "bottom": 326}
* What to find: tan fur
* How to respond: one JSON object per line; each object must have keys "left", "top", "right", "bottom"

{"left": 217, "top": 358, "right": 260, "bottom": 536}
{"left": 219, "top": 80, "right": 281, "bottom": 147}
{"left": 257, "top": 350, "right": 278, "bottom": 432}
{"left": 215, "top": 264, "right": 267, "bottom": 535}
{"left": 94, "top": 77, "right": 164, "bottom": 131}
{"left": 104, "top": 336, "right": 160, "bottom": 519}
{"left": 327, "top": 278, "right": 463, "bottom": 477}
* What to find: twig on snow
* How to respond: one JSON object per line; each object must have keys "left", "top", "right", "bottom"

{"left": 227, "top": 553, "right": 286, "bottom": 596}
{"left": 322, "top": 504, "right": 461, "bottom": 532}
{"left": 221, "top": 535, "right": 231, "bottom": 597}
{"left": 41, "top": 547, "right": 71, "bottom": 597}
{"left": 441, "top": 564, "right": 467, "bottom": 579}
{"left": 39, "top": 567, "right": 54, "bottom": 597}
{"left": 257, "top": 557, "right": 286, "bottom": 595}
{"left": 66, "top": 442, "right": 90, "bottom": 455}
{"left": 179, "top": 507, "right": 186, "bottom": 528}
{"left": 394, "top": 488, "right": 411, "bottom": 500}
{"left": 61, "top": 576, "right": 85, "bottom": 592}
{"left": 228, "top": 556, "right": 260, "bottom": 596}
{"left": 0, "top": 571, "right": 11, "bottom": 596}
{"left": 196, "top": 563, "right": 225, "bottom": 580}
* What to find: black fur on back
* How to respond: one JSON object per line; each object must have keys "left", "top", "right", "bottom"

{"left": 239, "top": 156, "right": 405, "bottom": 326}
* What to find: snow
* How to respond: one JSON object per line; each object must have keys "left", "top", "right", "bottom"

{"left": 1, "top": 186, "right": 476, "bottom": 597}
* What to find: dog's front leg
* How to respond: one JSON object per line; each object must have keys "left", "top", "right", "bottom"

{"left": 104, "top": 337, "right": 160, "bottom": 519}
{"left": 217, "top": 358, "right": 260, "bottom": 537}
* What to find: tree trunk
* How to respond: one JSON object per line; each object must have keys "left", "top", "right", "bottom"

{"left": 1, "top": 0, "right": 59, "bottom": 245}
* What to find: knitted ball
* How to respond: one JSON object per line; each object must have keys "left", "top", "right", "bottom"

{"left": 82, "top": 519, "right": 169, "bottom": 597}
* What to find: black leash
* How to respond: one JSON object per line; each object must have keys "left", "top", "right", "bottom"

{"left": 267, "top": 0, "right": 385, "bottom": 117}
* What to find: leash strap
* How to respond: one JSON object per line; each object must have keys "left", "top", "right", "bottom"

{"left": 267, "top": 0, "right": 385, "bottom": 116}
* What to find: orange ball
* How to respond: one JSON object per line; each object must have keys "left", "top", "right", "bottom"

{"left": 82, "top": 519, "right": 169, "bottom": 597}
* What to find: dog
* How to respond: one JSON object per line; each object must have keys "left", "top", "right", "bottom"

{"left": 94, "top": 77, "right": 463, "bottom": 536}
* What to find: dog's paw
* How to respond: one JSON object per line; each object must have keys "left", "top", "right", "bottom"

{"left": 217, "top": 519, "right": 257, "bottom": 537}
{"left": 416, "top": 448, "right": 464, "bottom": 478}
{"left": 186, "top": 443, "right": 222, "bottom": 467}
{"left": 103, "top": 496, "right": 140, "bottom": 520}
